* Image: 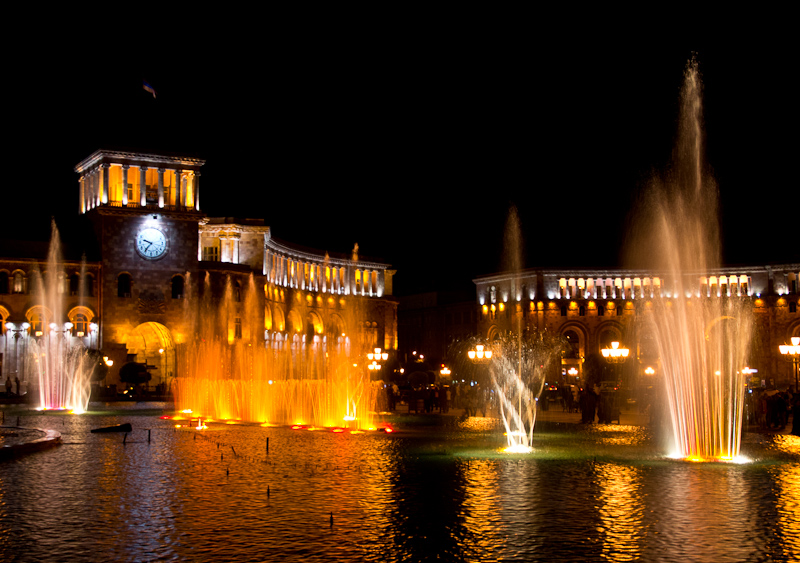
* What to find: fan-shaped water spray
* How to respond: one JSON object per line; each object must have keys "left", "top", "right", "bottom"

{"left": 26, "top": 222, "right": 96, "bottom": 413}
{"left": 635, "top": 59, "right": 752, "bottom": 461}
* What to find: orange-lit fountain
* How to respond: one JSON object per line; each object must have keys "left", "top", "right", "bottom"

{"left": 635, "top": 58, "right": 752, "bottom": 462}
{"left": 173, "top": 272, "right": 382, "bottom": 429}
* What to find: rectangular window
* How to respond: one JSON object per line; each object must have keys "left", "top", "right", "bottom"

{"left": 234, "top": 318, "right": 242, "bottom": 339}
{"left": 203, "top": 247, "right": 220, "bottom": 261}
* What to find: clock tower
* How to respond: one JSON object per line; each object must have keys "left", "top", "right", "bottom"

{"left": 75, "top": 150, "right": 205, "bottom": 387}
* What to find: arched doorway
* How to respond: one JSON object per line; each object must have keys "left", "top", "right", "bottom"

{"left": 126, "top": 322, "right": 175, "bottom": 392}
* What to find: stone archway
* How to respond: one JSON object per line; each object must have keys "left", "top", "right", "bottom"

{"left": 126, "top": 322, "right": 175, "bottom": 389}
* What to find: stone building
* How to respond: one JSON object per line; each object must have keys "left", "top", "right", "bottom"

{"left": 474, "top": 265, "right": 800, "bottom": 390}
{"left": 0, "top": 150, "right": 398, "bottom": 394}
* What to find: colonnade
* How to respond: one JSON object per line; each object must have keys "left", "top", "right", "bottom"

{"left": 79, "top": 163, "right": 200, "bottom": 213}
{"left": 264, "top": 248, "right": 386, "bottom": 298}
{"left": 555, "top": 274, "right": 754, "bottom": 300}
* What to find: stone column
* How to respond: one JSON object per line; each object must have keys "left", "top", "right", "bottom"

{"left": 140, "top": 167, "right": 147, "bottom": 206}
{"left": 100, "top": 163, "right": 109, "bottom": 204}
{"left": 175, "top": 169, "right": 183, "bottom": 207}
{"left": 180, "top": 172, "right": 187, "bottom": 208}
{"left": 121, "top": 165, "right": 129, "bottom": 205}
{"left": 79, "top": 175, "right": 85, "bottom": 214}
{"left": 194, "top": 171, "right": 201, "bottom": 211}
{"left": 157, "top": 168, "right": 165, "bottom": 208}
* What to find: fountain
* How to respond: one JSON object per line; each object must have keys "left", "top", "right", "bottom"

{"left": 632, "top": 58, "right": 753, "bottom": 461}
{"left": 482, "top": 331, "right": 563, "bottom": 453}
{"left": 25, "top": 222, "right": 96, "bottom": 413}
{"left": 173, "top": 271, "right": 383, "bottom": 429}
{"left": 459, "top": 207, "right": 566, "bottom": 453}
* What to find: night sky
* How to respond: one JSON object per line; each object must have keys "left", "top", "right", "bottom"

{"left": 5, "top": 31, "right": 797, "bottom": 296}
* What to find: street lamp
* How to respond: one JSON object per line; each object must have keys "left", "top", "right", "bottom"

{"left": 779, "top": 336, "right": 800, "bottom": 392}
{"left": 601, "top": 341, "right": 630, "bottom": 363}
{"left": 601, "top": 341, "right": 629, "bottom": 389}
{"left": 467, "top": 344, "right": 492, "bottom": 363}
{"left": 367, "top": 347, "right": 389, "bottom": 372}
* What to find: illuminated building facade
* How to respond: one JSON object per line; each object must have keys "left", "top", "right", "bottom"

{"left": 474, "top": 265, "right": 800, "bottom": 389}
{"left": 0, "top": 150, "right": 397, "bottom": 393}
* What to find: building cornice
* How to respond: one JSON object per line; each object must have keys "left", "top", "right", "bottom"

{"left": 265, "top": 236, "right": 390, "bottom": 271}
{"left": 75, "top": 150, "right": 206, "bottom": 174}
{"left": 474, "top": 263, "right": 800, "bottom": 285}
{"left": 90, "top": 206, "right": 206, "bottom": 222}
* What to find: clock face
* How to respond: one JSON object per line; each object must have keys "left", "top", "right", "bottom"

{"left": 135, "top": 227, "right": 168, "bottom": 259}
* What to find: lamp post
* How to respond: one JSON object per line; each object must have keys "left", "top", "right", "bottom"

{"left": 467, "top": 344, "right": 492, "bottom": 363}
{"left": 601, "top": 341, "right": 629, "bottom": 386}
{"left": 779, "top": 336, "right": 800, "bottom": 392}
{"left": 367, "top": 347, "right": 389, "bottom": 373}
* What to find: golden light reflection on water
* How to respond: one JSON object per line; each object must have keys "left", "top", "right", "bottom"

{"left": 773, "top": 458, "right": 800, "bottom": 560}
{"left": 594, "top": 462, "right": 645, "bottom": 562}
{"left": 769, "top": 434, "right": 800, "bottom": 456}
{"left": 458, "top": 417, "right": 500, "bottom": 433}
{"left": 460, "top": 459, "right": 502, "bottom": 553}
{"left": 590, "top": 425, "right": 648, "bottom": 447}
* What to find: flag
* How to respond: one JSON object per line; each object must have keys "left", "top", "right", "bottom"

{"left": 143, "top": 81, "right": 157, "bottom": 98}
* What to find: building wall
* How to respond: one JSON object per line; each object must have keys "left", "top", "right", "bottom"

{"left": 1, "top": 150, "right": 398, "bottom": 394}
{"left": 474, "top": 265, "right": 800, "bottom": 389}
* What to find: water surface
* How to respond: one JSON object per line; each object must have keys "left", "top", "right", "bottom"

{"left": 1, "top": 403, "right": 798, "bottom": 562}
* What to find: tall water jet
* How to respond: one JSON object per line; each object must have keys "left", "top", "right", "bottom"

{"left": 632, "top": 59, "right": 752, "bottom": 461}
{"left": 26, "top": 221, "right": 95, "bottom": 413}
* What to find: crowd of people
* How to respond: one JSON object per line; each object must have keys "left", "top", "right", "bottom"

{"left": 748, "top": 388, "right": 800, "bottom": 435}
{"left": 3, "top": 376, "right": 21, "bottom": 398}
{"left": 382, "top": 378, "right": 800, "bottom": 437}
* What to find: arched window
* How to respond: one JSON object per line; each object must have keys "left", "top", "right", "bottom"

{"left": 12, "top": 271, "right": 25, "bottom": 293}
{"left": 233, "top": 280, "right": 242, "bottom": 302}
{"left": 0, "top": 272, "right": 8, "bottom": 294}
{"left": 564, "top": 330, "right": 580, "bottom": 358}
{"left": 29, "top": 312, "right": 45, "bottom": 336}
{"left": 598, "top": 329, "right": 618, "bottom": 352}
{"left": 72, "top": 313, "right": 89, "bottom": 336}
{"left": 171, "top": 275, "right": 185, "bottom": 299}
{"left": 118, "top": 273, "right": 132, "bottom": 298}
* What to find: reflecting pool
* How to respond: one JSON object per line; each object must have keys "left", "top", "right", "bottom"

{"left": 1, "top": 404, "right": 799, "bottom": 562}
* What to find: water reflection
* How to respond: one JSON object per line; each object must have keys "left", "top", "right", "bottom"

{"left": 1, "top": 410, "right": 799, "bottom": 562}
{"left": 461, "top": 459, "right": 502, "bottom": 559}
{"left": 773, "top": 461, "right": 800, "bottom": 560}
{"left": 593, "top": 462, "right": 645, "bottom": 562}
